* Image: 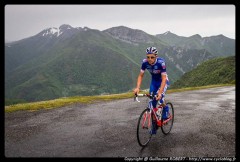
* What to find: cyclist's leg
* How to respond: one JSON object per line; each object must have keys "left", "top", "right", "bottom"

{"left": 149, "top": 81, "right": 160, "bottom": 109}
{"left": 158, "top": 84, "right": 167, "bottom": 105}
{"left": 149, "top": 82, "right": 159, "bottom": 133}
{"left": 159, "top": 84, "right": 169, "bottom": 119}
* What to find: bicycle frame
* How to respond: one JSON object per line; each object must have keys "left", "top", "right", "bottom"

{"left": 135, "top": 93, "right": 174, "bottom": 146}
{"left": 135, "top": 94, "right": 172, "bottom": 128}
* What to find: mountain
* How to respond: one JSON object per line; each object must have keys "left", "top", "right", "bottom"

{"left": 103, "top": 26, "right": 168, "bottom": 45}
{"left": 170, "top": 56, "right": 235, "bottom": 89}
{"left": 103, "top": 26, "right": 214, "bottom": 79}
{"left": 155, "top": 31, "right": 187, "bottom": 45}
{"left": 5, "top": 25, "right": 152, "bottom": 102}
{"left": 5, "top": 25, "right": 235, "bottom": 103}
{"left": 156, "top": 32, "right": 235, "bottom": 56}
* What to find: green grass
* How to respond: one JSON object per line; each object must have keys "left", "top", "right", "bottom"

{"left": 171, "top": 56, "right": 235, "bottom": 89}
{"left": 5, "top": 92, "right": 133, "bottom": 113}
{"left": 168, "top": 83, "right": 234, "bottom": 93}
{"left": 5, "top": 84, "right": 234, "bottom": 113}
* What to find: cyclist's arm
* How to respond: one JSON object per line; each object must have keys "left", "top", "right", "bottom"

{"left": 134, "top": 71, "right": 144, "bottom": 94}
{"left": 157, "top": 73, "right": 167, "bottom": 98}
{"left": 134, "top": 60, "right": 146, "bottom": 94}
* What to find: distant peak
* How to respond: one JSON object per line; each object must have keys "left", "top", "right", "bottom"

{"left": 189, "top": 34, "right": 202, "bottom": 39}
{"left": 110, "top": 26, "right": 131, "bottom": 29}
{"left": 83, "top": 27, "right": 90, "bottom": 31}
{"left": 59, "top": 24, "right": 73, "bottom": 31}
{"left": 217, "top": 34, "right": 226, "bottom": 38}
{"left": 163, "top": 31, "right": 171, "bottom": 35}
{"left": 103, "top": 26, "right": 153, "bottom": 44}
{"left": 42, "top": 27, "right": 62, "bottom": 37}
{"left": 192, "top": 34, "right": 201, "bottom": 37}
{"left": 104, "top": 26, "right": 145, "bottom": 33}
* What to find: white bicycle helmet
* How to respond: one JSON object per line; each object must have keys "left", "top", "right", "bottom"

{"left": 146, "top": 47, "right": 158, "bottom": 54}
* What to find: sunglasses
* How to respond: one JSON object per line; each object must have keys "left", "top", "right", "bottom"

{"left": 147, "top": 56, "right": 156, "bottom": 59}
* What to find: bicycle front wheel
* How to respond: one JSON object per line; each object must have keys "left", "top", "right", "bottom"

{"left": 137, "top": 108, "right": 153, "bottom": 147}
{"left": 161, "top": 102, "right": 174, "bottom": 135}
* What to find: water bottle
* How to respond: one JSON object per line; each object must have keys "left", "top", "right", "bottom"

{"left": 156, "top": 108, "right": 161, "bottom": 120}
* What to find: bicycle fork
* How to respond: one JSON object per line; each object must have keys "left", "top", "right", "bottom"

{"left": 142, "top": 110, "right": 152, "bottom": 129}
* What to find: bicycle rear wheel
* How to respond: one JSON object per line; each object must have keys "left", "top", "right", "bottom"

{"left": 161, "top": 102, "right": 174, "bottom": 135}
{"left": 137, "top": 108, "right": 153, "bottom": 147}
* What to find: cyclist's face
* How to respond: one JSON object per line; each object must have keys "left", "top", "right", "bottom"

{"left": 146, "top": 54, "right": 157, "bottom": 65}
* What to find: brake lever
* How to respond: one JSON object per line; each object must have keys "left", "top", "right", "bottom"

{"left": 134, "top": 94, "right": 140, "bottom": 102}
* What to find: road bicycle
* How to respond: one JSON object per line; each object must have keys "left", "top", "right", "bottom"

{"left": 134, "top": 93, "right": 174, "bottom": 147}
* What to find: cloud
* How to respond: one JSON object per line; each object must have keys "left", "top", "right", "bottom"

{"left": 5, "top": 5, "right": 235, "bottom": 41}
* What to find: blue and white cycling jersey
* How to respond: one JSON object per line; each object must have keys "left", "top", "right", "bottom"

{"left": 141, "top": 57, "right": 170, "bottom": 86}
{"left": 140, "top": 57, "right": 169, "bottom": 107}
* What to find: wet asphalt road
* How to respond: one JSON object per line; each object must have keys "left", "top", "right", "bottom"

{"left": 5, "top": 86, "right": 235, "bottom": 158}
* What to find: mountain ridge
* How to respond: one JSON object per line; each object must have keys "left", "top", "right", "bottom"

{"left": 5, "top": 24, "right": 235, "bottom": 103}
{"left": 170, "top": 55, "right": 235, "bottom": 89}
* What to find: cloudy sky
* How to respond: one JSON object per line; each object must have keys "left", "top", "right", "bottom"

{"left": 5, "top": 4, "right": 235, "bottom": 42}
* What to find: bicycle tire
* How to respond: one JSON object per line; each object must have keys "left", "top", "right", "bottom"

{"left": 137, "top": 108, "right": 153, "bottom": 147}
{"left": 161, "top": 102, "right": 174, "bottom": 135}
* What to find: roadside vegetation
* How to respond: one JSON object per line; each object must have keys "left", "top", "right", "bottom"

{"left": 5, "top": 55, "right": 235, "bottom": 113}
{"left": 5, "top": 84, "right": 234, "bottom": 113}
{"left": 170, "top": 56, "right": 235, "bottom": 89}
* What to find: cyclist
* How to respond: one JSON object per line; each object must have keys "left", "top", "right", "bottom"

{"left": 133, "top": 47, "right": 170, "bottom": 134}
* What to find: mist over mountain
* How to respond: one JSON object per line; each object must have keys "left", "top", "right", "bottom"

{"left": 5, "top": 24, "right": 235, "bottom": 103}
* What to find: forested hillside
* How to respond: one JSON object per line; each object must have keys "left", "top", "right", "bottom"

{"left": 170, "top": 56, "right": 235, "bottom": 89}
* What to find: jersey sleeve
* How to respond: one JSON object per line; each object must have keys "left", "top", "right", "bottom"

{"left": 158, "top": 59, "right": 167, "bottom": 74}
{"left": 159, "top": 59, "right": 170, "bottom": 85}
{"left": 140, "top": 59, "right": 147, "bottom": 73}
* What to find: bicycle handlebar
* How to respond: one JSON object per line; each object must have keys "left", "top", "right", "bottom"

{"left": 134, "top": 94, "right": 145, "bottom": 102}
{"left": 134, "top": 93, "right": 157, "bottom": 102}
